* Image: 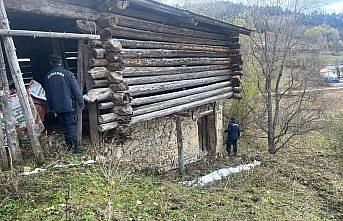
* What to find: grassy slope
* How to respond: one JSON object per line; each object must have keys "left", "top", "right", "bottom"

{"left": 0, "top": 132, "right": 342, "bottom": 221}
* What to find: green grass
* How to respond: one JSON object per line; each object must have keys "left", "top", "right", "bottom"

{"left": 0, "top": 131, "right": 342, "bottom": 220}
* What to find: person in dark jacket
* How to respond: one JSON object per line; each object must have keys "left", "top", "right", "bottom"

{"left": 225, "top": 118, "right": 240, "bottom": 156}
{"left": 45, "top": 54, "right": 84, "bottom": 153}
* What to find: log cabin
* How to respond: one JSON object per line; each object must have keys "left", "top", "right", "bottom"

{"left": 2, "top": 0, "right": 251, "bottom": 170}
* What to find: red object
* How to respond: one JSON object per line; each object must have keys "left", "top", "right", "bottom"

{"left": 32, "top": 97, "right": 46, "bottom": 121}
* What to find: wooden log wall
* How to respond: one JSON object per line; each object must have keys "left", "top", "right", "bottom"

{"left": 80, "top": 5, "right": 244, "bottom": 132}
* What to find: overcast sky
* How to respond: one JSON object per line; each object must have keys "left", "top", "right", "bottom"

{"left": 160, "top": 0, "right": 343, "bottom": 13}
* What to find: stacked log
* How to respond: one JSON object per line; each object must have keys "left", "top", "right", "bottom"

{"left": 81, "top": 7, "right": 244, "bottom": 127}
{"left": 84, "top": 35, "right": 133, "bottom": 133}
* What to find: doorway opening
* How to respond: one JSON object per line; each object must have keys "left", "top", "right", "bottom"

{"left": 197, "top": 114, "right": 216, "bottom": 154}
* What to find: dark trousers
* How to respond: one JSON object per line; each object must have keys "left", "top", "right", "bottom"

{"left": 226, "top": 139, "right": 238, "bottom": 155}
{"left": 57, "top": 111, "right": 77, "bottom": 144}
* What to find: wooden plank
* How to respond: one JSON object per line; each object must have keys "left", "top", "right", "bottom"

{"left": 0, "top": 0, "right": 44, "bottom": 163}
{"left": 131, "top": 81, "right": 231, "bottom": 106}
{"left": 130, "top": 92, "right": 234, "bottom": 124}
{"left": 0, "top": 29, "right": 100, "bottom": 39}
{"left": 0, "top": 43, "right": 21, "bottom": 163}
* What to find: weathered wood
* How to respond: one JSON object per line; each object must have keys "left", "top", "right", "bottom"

{"left": 98, "top": 113, "right": 118, "bottom": 124}
{"left": 125, "top": 69, "right": 233, "bottom": 85}
{"left": 89, "top": 67, "right": 109, "bottom": 79}
{"left": 4, "top": 0, "right": 98, "bottom": 20}
{"left": 0, "top": 29, "right": 100, "bottom": 40}
{"left": 103, "top": 39, "right": 123, "bottom": 52}
{"left": 99, "top": 121, "right": 119, "bottom": 133}
{"left": 0, "top": 44, "right": 21, "bottom": 163}
{"left": 109, "top": 14, "right": 230, "bottom": 41}
{"left": 0, "top": 119, "right": 8, "bottom": 170}
{"left": 131, "top": 81, "right": 231, "bottom": 106}
{"left": 105, "top": 53, "right": 122, "bottom": 62}
{"left": 102, "top": 26, "right": 233, "bottom": 46}
{"left": 122, "top": 65, "right": 229, "bottom": 77}
{"left": 89, "top": 58, "right": 109, "bottom": 67}
{"left": 91, "top": 48, "right": 106, "bottom": 59}
{"left": 118, "top": 39, "right": 238, "bottom": 52}
{"left": 113, "top": 104, "right": 133, "bottom": 116}
{"left": 92, "top": 79, "right": 110, "bottom": 88}
{"left": 134, "top": 87, "right": 233, "bottom": 116}
{"left": 129, "top": 75, "right": 230, "bottom": 96}
{"left": 76, "top": 40, "right": 85, "bottom": 146}
{"left": 76, "top": 20, "right": 97, "bottom": 34}
{"left": 176, "top": 117, "right": 185, "bottom": 176}
{"left": 84, "top": 88, "right": 113, "bottom": 103}
{"left": 118, "top": 39, "right": 234, "bottom": 52}
{"left": 109, "top": 83, "right": 129, "bottom": 92}
{"left": 96, "top": 15, "right": 119, "bottom": 28}
{"left": 99, "top": 102, "right": 115, "bottom": 110}
{"left": 84, "top": 43, "right": 101, "bottom": 147}
{"left": 121, "top": 49, "right": 229, "bottom": 58}
{"left": 130, "top": 92, "right": 234, "bottom": 124}
{"left": 124, "top": 57, "right": 230, "bottom": 67}
{"left": 108, "top": 72, "right": 123, "bottom": 83}
{"left": 0, "top": 0, "right": 44, "bottom": 163}
{"left": 112, "top": 92, "right": 131, "bottom": 104}
{"left": 107, "top": 62, "right": 124, "bottom": 71}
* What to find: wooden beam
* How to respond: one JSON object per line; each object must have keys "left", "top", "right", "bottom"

{"left": 76, "top": 40, "right": 85, "bottom": 147}
{"left": 130, "top": 92, "right": 234, "bottom": 124}
{"left": 0, "top": 43, "right": 21, "bottom": 163}
{"left": 0, "top": 29, "right": 100, "bottom": 40}
{"left": 122, "top": 65, "right": 229, "bottom": 77}
{"left": 121, "top": 49, "right": 229, "bottom": 58}
{"left": 133, "top": 87, "right": 233, "bottom": 116}
{"left": 131, "top": 81, "right": 231, "bottom": 106}
{"left": 176, "top": 117, "right": 185, "bottom": 176}
{"left": 123, "top": 57, "right": 230, "bottom": 67}
{"left": 118, "top": 39, "right": 234, "bottom": 52}
{"left": 102, "top": 26, "right": 233, "bottom": 46}
{"left": 0, "top": 0, "right": 44, "bottom": 163}
{"left": 129, "top": 76, "right": 230, "bottom": 96}
{"left": 4, "top": 0, "right": 98, "bottom": 20}
{"left": 0, "top": 118, "right": 9, "bottom": 170}
{"left": 125, "top": 69, "right": 233, "bottom": 85}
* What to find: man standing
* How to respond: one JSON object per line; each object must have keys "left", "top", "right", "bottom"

{"left": 225, "top": 118, "right": 240, "bottom": 156}
{"left": 45, "top": 54, "right": 84, "bottom": 153}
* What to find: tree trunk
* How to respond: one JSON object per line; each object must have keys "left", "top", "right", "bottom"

{"left": 266, "top": 76, "right": 276, "bottom": 154}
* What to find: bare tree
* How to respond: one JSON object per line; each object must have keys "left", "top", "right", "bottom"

{"left": 243, "top": 0, "right": 323, "bottom": 153}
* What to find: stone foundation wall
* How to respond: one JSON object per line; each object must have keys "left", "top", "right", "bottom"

{"left": 115, "top": 102, "right": 224, "bottom": 171}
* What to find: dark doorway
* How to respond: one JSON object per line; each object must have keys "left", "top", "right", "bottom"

{"left": 198, "top": 114, "right": 216, "bottom": 154}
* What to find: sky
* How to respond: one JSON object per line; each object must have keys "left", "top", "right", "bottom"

{"left": 159, "top": 0, "right": 343, "bottom": 13}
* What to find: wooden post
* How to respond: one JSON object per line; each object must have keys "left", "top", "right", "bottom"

{"left": 0, "top": 0, "right": 44, "bottom": 163}
{"left": 0, "top": 43, "right": 21, "bottom": 162}
{"left": 84, "top": 42, "right": 101, "bottom": 147}
{"left": 76, "top": 40, "right": 85, "bottom": 146}
{"left": 175, "top": 117, "right": 185, "bottom": 176}
{"left": 0, "top": 118, "right": 9, "bottom": 170}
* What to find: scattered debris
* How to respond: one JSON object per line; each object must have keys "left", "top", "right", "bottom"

{"left": 21, "top": 160, "right": 96, "bottom": 176}
{"left": 181, "top": 161, "right": 261, "bottom": 187}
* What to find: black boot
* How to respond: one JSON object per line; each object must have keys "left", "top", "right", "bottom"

{"left": 65, "top": 138, "right": 73, "bottom": 151}
{"left": 71, "top": 141, "right": 83, "bottom": 154}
